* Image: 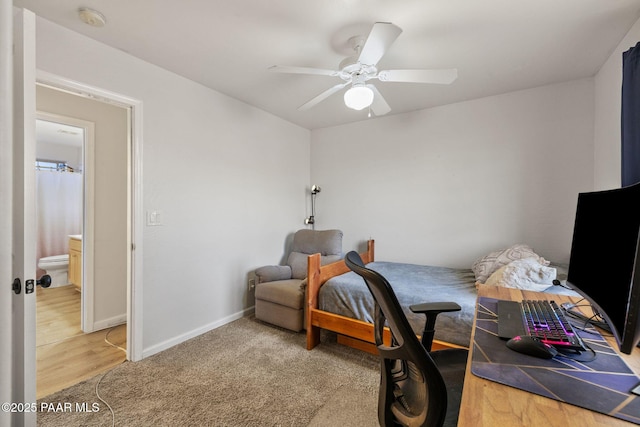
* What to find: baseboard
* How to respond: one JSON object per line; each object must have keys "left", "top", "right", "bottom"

{"left": 141, "top": 306, "right": 255, "bottom": 359}
{"left": 87, "top": 313, "right": 127, "bottom": 333}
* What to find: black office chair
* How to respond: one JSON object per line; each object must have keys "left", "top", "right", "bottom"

{"left": 345, "top": 251, "right": 468, "bottom": 427}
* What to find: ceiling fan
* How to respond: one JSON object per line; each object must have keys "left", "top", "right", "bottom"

{"left": 269, "top": 22, "right": 457, "bottom": 116}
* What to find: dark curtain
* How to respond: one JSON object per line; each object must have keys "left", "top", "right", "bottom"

{"left": 622, "top": 42, "right": 640, "bottom": 187}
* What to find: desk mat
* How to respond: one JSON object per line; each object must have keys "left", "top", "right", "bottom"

{"left": 472, "top": 297, "right": 640, "bottom": 424}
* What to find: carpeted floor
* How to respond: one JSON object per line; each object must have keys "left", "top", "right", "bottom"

{"left": 37, "top": 316, "right": 380, "bottom": 426}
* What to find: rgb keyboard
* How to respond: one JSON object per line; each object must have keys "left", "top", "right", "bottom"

{"left": 498, "top": 299, "right": 587, "bottom": 352}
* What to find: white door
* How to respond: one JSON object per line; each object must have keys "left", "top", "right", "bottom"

{"left": 1, "top": 7, "right": 37, "bottom": 426}
{"left": 0, "top": 1, "right": 13, "bottom": 425}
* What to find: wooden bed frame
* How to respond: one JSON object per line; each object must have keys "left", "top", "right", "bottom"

{"left": 305, "top": 239, "right": 464, "bottom": 354}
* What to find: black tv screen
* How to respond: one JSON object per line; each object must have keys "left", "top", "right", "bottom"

{"left": 566, "top": 182, "right": 640, "bottom": 354}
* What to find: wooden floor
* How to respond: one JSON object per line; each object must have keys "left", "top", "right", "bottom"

{"left": 36, "top": 285, "right": 127, "bottom": 399}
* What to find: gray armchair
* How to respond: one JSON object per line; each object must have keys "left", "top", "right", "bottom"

{"left": 254, "top": 229, "right": 343, "bottom": 331}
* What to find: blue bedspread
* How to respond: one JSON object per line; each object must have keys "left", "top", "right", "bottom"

{"left": 319, "top": 261, "right": 478, "bottom": 347}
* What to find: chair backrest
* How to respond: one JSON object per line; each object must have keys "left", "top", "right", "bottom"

{"left": 287, "top": 229, "right": 343, "bottom": 279}
{"left": 345, "top": 251, "right": 448, "bottom": 427}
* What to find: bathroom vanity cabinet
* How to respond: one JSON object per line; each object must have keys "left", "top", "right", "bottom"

{"left": 68, "top": 235, "right": 82, "bottom": 291}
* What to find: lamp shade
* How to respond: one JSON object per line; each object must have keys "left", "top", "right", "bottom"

{"left": 344, "top": 85, "right": 374, "bottom": 110}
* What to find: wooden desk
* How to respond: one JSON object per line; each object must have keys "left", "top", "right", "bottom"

{"left": 458, "top": 284, "right": 640, "bottom": 427}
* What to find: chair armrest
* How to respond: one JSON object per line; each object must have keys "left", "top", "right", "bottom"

{"left": 410, "top": 302, "right": 461, "bottom": 315}
{"left": 255, "top": 265, "right": 292, "bottom": 283}
{"left": 410, "top": 302, "right": 461, "bottom": 351}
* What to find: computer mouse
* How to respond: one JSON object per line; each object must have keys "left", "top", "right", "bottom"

{"left": 506, "top": 335, "right": 558, "bottom": 359}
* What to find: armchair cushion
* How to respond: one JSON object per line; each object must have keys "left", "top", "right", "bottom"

{"left": 255, "top": 265, "right": 292, "bottom": 283}
{"left": 287, "top": 252, "right": 342, "bottom": 280}
{"left": 254, "top": 279, "right": 306, "bottom": 309}
{"left": 288, "top": 229, "right": 343, "bottom": 279}
{"left": 290, "top": 229, "right": 343, "bottom": 255}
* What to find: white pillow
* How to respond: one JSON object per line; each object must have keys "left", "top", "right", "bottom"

{"left": 472, "top": 243, "right": 549, "bottom": 283}
{"left": 484, "top": 257, "right": 556, "bottom": 292}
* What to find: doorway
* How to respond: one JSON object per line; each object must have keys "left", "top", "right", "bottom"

{"left": 35, "top": 114, "right": 91, "bottom": 329}
{"left": 34, "top": 82, "right": 135, "bottom": 397}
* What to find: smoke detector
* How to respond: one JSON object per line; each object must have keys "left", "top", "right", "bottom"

{"left": 78, "top": 8, "right": 106, "bottom": 27}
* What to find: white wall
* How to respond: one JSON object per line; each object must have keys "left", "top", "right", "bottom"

{"left": 311, "top": 15, "right": 640, "bottom": 268}
{"left": 311, "top": 79, "right": 594, "bottom": 268}
{"left": 594, "top": 16, "right": 640, "bottom": 189}
{"left": 33, "top": 18, "right": 310, "bottom": 357}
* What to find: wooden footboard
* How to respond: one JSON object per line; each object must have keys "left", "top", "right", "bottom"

{"left": 306, "top": 239, "right": 375, "bottom": 350}
{"left": 305, "top": 239, "right": 465, "bottom": 353}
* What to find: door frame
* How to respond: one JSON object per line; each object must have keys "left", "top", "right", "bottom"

{"left": 0, "top": 5, "right": 14, "bottom": 423}
{"left": 0, "top": 2, "right": 12, "bottom": 422}
{"left": 35, "top": 111, "right": 96, "bottom": 332}
{"left": 36, "top": 70, "right": 144, "bottom": 362}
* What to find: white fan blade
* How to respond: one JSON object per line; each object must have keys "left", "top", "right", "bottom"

{"left": 268, "top": 65, "right": 339, "bottom": 77}
{"left": 377, "top": 69, "right": 458, "bottom": 84}
{"left": 298, "top": 82, "right": 349, "bottom": 111}
{"left": 367, "top": 85, "right": 391, "bottom": 116}
{"left": 357, "top": 22, "right": 402, "bottom": 66}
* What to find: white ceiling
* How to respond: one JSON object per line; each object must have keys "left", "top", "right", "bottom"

{"left": 14, "top": 0, "right": 640, "bottom": 130}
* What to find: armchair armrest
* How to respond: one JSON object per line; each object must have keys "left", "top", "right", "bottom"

{"left": 255, "top": 265, "right": 292, "bottom": 283}
{"left": 410, "top": 302, "right": 461, "bottom": 351}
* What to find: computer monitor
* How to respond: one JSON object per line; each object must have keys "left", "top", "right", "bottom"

{"left": 565, "top": 182, "right": 640, "bottom": 355}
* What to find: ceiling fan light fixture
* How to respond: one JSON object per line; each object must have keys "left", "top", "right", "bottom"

{"left": 344, "top": 85, "right": 374, "bottom": 111}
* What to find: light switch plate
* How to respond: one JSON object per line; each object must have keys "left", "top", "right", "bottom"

{"left": 146, "top": 210, "right": 162, "bottom": 226}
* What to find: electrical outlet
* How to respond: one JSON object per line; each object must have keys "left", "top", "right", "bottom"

{"left": 248, "top": 278, "right": 255, "bottom": 291}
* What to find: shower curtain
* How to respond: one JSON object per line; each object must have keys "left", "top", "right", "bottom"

{"left": 36, "top": 170, "right": 83, "bottom": 273}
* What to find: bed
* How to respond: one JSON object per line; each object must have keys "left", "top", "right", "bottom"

{"left": 305, "top": 240, "right": 574, "bottom": 353}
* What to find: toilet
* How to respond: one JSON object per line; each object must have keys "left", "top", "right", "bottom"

{"left": 37, "top": 254, "right": 70, "bottom": 288}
